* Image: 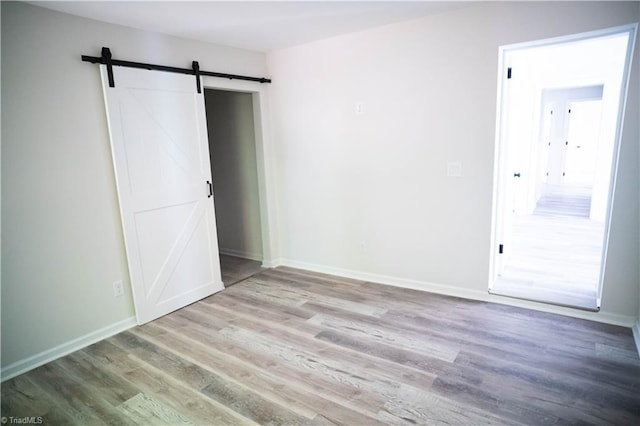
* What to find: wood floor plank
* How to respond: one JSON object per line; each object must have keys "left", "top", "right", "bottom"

{"left": 159, "top": 319, "right": 387, "bottom": 425}
{"left": 217, "top": 325, "right": 391, "bottom": 411}
{"left": 2, "top": 259, "right": 639, "bottom": 425}
{"left": 270, "top": 266, "right": 365, "bottom": 289}
{"left": 58, "top": 350, "right": 140, "bottom": 405}
{"left": 222, "top": 278, "right": 309, "bottom": 308}
{"left": 117, "top": 393, "right": 195, "bottom": 425}
{"left": 23, "top": 363, "right": 114, "bottom": 425}
{"left": 202, "top": 290, "right": 317, "bottom": 325}
{"left": 110, "top": 331, "right": 311, "bottom": 426}
{"left": 315, "top": 329, "right": 452, "bottom": 376}
{"left": 0, "top": 375, "right": 75, "bottom": 424}
{"left": 307, "top": 313, "right": 460, "bottom": 363}
{"left": 130, "top": 322, "right": 319, "bottom": 420}
{"left": 434, "top": 349, "right": 640, "bottom": 425}
{"left": 247, "top": 274, "right": 388, "bottom": 317}
{"left": 83, "top": 339, "right": 257, "bottom": 426}
{"left": 377, "top": 384, "right": 512, "bottom": 426}
{"left": 200, "top": 301, "right": 438, "bottom": 391}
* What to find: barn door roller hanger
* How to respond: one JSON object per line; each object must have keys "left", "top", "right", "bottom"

{"left": 82, "top": 47, "right": 272, "bottom": 93}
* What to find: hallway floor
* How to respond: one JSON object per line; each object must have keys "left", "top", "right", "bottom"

{"left": 220, "top": 254, "right": 264, "bottom": 287}
{"left": 492, "top": 185, "right": 604, "bottom": 310}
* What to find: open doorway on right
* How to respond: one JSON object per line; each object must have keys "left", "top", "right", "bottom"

{"left": 489, "top": 25, "right": 637, "bottom": 311}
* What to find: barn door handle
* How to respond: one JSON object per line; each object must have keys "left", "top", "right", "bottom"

{"left": 206, "top": 181, "right": 213, "bottom": 198}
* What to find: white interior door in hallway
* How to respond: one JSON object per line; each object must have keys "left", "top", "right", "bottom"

{"left": 101, "top": 65, "right": 224, "bottom": 324}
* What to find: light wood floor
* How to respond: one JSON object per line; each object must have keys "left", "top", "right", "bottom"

{"left": 2, "top": 267, "right": 639, "bottom": 425}
{"left": 220, "top": 254, "right": 264, "bottom": 287}
{"left": 492, "top": 185, "right": 604, "bottom": 310}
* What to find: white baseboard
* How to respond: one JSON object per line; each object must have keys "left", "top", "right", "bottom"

{"left": 486, "top": 295, "right": 636, "bottom": 327}
{"left": 262, "top": 257, "right": 283, "bottom": 269}
{"left": 5, "top": 262, "right": 633, "bottom": 382}
{"left": 280, "top": 258, "right": 488, "bottom": 300}
{"left": 279, "top": 258, "right": 636, "bottom": 328}
{"left": 633, "top": 320, "right": 640, "bottom": 357}
{"left": 219, "top": 248, "right": 263, "bottom": 262}
{"left": 1, "top": 316, "right": 136, "bottom": 382}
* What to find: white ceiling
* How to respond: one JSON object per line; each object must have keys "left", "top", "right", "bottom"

{"left": 30, "top": 1, "right": 474, "bottom": 52}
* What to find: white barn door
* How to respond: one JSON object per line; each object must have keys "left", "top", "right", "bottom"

{"left": 101, "top": 65, "right": 224, "bottom": 324}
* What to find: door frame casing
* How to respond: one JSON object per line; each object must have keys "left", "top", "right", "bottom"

{"left": 201, "top": 76, "right": 280, "bottom": 268}
{"left": 488, "top": 23, "right": 638, "bottom": 307}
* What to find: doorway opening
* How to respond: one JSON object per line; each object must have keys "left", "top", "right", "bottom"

{"left": 204, "top": 89, "right": 265, "bottom": 286}
{"left": 489, "top": 24, "right": 637, "bottom": 310}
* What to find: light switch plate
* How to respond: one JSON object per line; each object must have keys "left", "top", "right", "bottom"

{"left": 447, "top": 161, "right": 462, "bottom": 177}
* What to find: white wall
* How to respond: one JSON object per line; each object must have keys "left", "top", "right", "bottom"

{"left": 205, "top": 89, "right": 264, "bottom": 260}
{"left": 2, "top": 0, "right": 639, "bottom": 375}
{"left": 267, "top": 1, "right": 640, "bottom": 321}
{"left": 1, "top": 2, "right": 267, "bottom": 374}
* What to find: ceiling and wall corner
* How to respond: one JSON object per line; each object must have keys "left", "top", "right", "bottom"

{"left": 28, "top": 1, "right": 475, "bottom": 52}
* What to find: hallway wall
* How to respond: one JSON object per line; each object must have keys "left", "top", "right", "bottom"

{"left": 205, "top": 89, "right": 263, "bottom": 261}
